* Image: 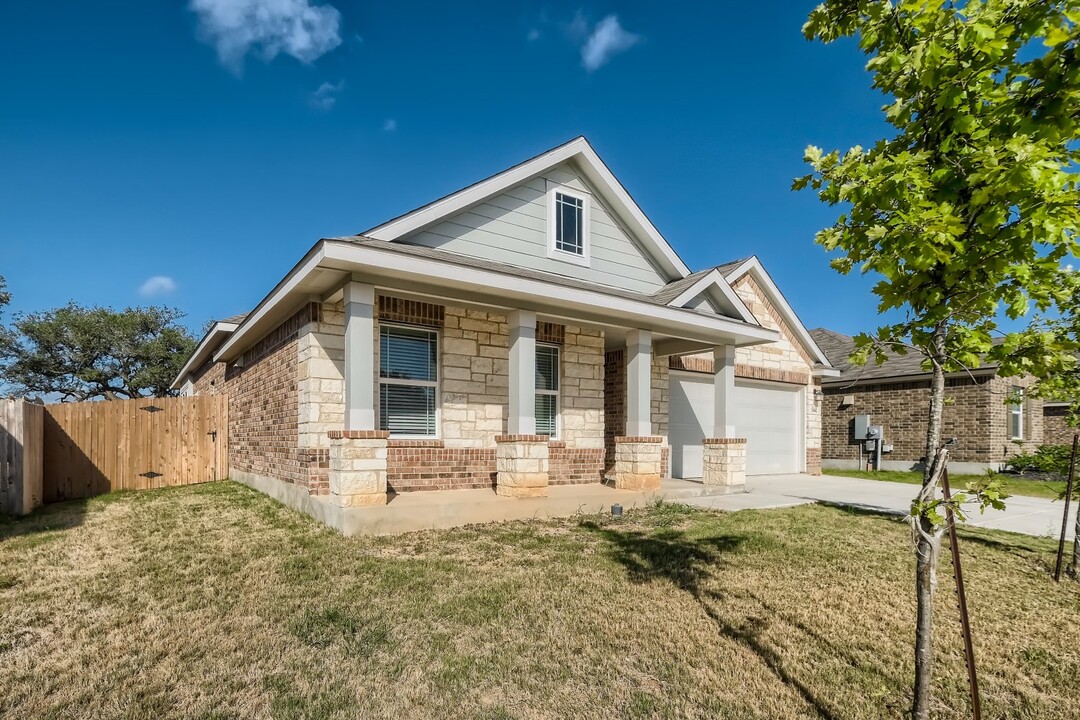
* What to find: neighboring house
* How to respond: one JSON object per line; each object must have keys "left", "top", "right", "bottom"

{"left": 811, "top": 327, "right": 1056, "bottom": 473}
{"left": 172, "top": 137, "right": 833, "bottom": 512}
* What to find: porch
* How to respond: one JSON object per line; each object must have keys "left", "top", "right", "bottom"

{"left": 237, "top": 472, "right": 749, "bottom": 536}
{"left": 322, "top": 276, "right": 768, "bottom": 508}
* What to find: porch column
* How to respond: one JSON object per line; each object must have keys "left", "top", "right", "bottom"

{"left": 704, "top": 344, "right": 746, "bottom": 491}
{"left": 343, "top": 281, "right": 375, "bottom": 431}
{"left": 497, "top": 309, "right": 549, "bottom": 497}
{"left": 330, "top": 281, "right": 387, "bottom": 507}
{"left": 614, "top": 329, "right": 662, "bottom": 491}
{"left": 507, "top": 310, "right": 536, "bottom": 435}
{"left": 625, "top": 329, "right": 652, "bottom": 436}
{"left": 713, "top": 345, "right": 736, "bottom": 438}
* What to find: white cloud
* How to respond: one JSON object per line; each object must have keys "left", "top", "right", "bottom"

{"left": 309, "top": 79, "right": 344, "bottom": 110}
{"left": 383, "top": 118, "right": 397, "bottom": 132}
{"left": 581, "top": 15, "right": 640, "bottom": 72}
{"left": 189, "top": 0, "right": 343, "bottom": 75}
{"left": 139, "top": 276, "right": 177, "bottom": 298}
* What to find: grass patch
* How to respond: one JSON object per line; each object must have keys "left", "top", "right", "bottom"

{"left": 823, "top": 468, "right": 1069, "bottom": 500}
{"left": 0, "top": 480, "right": 1078, "bottom": 719}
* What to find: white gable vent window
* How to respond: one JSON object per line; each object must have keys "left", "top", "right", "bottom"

{"left": 547, "top": 186, "right": 590, "bottom": 266}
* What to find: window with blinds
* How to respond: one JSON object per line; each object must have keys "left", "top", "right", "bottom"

{"left": 379, "top": 325, "right": 438, "bottom": 436}
{"left": 536, "top": 345, "right": 559, "bottom": 437}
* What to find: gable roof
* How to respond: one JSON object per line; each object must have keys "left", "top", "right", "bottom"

{"left": 652, "top": 268, "right": 758, "bottom": 325}
{"left": 717, "top": 257, "right": 833, "bottom": 368}
{"left": 809, "top": 327, "right": 1002, "bottom": 384}
{"left": 170, "top": 316, "right": 246, "bottom": 389}
{"left": 363, "top": 136, "right": 691, "bottom": 281}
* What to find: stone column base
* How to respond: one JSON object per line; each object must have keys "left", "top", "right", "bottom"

{"left": 328, "top": 430, "right": 390, "bottom": 507}
{"left": 614, "top": 436, "right": 663, "bottom": 490}
{"left": 703, "top": 438, "right": 747, "bottom": 490}
{"left": 495, "top": 435, "right": 549, "bottom": 498}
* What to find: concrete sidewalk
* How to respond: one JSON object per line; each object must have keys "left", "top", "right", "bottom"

{"left": 683, "top": 473, "right": 1077, "bottom": 540}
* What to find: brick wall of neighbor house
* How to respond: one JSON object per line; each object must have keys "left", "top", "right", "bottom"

{"left": 1043, "top": 405, "right": 1075, "bottom": 445}
{"left": 821, "top": 374, "right": 1044, "bottom": 466}
{"left": 988, "top": 374, "right": 1044, "bottom": 460}
{"left": 226, "top": 304, "right": 323, "bottom": 492}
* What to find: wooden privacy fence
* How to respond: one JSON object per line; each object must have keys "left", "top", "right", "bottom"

{"left": 43, "top": 395, "right": 228, "bottom": 503}
{"left": 1, "top": 399, "right": 44, "bottom": 515}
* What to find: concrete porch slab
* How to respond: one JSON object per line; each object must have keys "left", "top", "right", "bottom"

{"left": 235, "top": 470, "right": 744, "bottom": 536}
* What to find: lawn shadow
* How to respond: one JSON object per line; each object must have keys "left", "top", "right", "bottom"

{"left": 0, "top": 497, "right": 89, "bottom": 543}
{"left": 581, "top": 519, "right": 844, "bottom": 720}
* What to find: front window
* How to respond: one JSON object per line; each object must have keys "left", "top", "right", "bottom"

{"left": 535, "top": 345, "right": 560, "bottom": 437}
{"left": 379, "top": 325, "right": 438, "bottom": 437}
{"left": 1009, "top": 386, "right": 1024, "bottom": 440}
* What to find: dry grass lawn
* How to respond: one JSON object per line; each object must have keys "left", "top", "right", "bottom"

{"left": 1, "top": 482, "right": 1079, "bottom": 719}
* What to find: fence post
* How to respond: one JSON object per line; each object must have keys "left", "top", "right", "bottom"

{"left": 0, "top": 399, "right": 44, "bottom": 516}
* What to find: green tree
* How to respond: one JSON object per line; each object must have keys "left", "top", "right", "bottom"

{"left": 1, "top": 304, "right": 197, "bottom": 401}
{"left": 797, "top": 1, "right": 1080, "bottom": 717}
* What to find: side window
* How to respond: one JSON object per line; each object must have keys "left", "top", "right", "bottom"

{"left": 535, "top": 345, "right": 560, "bottom": 437}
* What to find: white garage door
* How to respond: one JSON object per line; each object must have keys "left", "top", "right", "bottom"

{"left": 669, "top": 373, "right": 803, "bottom": 478}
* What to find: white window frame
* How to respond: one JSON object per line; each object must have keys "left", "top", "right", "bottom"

{"left": 536, "top": 343, "right": 561, "bottom": 439}
{"left": 378, "top": 323, "right": 440, "bottom": 439}
{"left": 546, "top": 184, "right": 591, "bottom": 267}
{"left": 1009, "top": 386, "right": 1024, "bottom": 440}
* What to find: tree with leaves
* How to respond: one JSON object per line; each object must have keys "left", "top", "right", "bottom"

{"left": 797, "top": 1, "right": 1080, "bottom": 717}
{"left": 1, "top": 304, "right": 197, "bottom": 401}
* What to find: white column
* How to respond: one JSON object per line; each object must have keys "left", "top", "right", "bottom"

{"left": 344, "top": 281, "right": 376, "bottom": 431}
{"left": 508, "top": 310, "right": 536, "bottom": 435}
{"left": 626, "top": 329, "right": 653, "bottom": 436}
{"left": 713, "top": 345, "right": 736, "bottom": 438}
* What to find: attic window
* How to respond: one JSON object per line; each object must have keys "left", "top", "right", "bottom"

{"left": 547, "top": 186, "right": 590, "bottom": 266}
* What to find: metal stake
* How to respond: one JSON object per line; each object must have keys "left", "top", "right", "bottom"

{"left": 941, "top": 467, "right": 982, "bottom": 720}
{"left": 1053, "top": 434, "right": 1078, "bottom": 583}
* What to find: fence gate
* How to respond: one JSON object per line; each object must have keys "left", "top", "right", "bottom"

{"left": 43, "top": 395, "right": 228, "bottom": 502}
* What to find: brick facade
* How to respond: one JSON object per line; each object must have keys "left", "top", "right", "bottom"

{"left": 821, "top": 373, "right": 1046, "bottom": 467}
{"left": 194, "top": 270, "right": 823, "bottom": 493}
{"left": 225, "top": 305, "right": 323, "bottom": 492}
{"left": 1043, "top": 405, "right": 1076, "bottom": 445}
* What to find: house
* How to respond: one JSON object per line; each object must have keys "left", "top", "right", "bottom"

{"left": 811, "top": 327, "right": 1061, "bottom": 473}
{"left": 172, "top": 137, "right": 833, "bottom": 513}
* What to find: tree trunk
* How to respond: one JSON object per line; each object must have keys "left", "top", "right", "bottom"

{"left": 912, "top": 325, "right": 947, "bottom": 720}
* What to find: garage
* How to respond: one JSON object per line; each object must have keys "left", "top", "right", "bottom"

{"left": 669, "top": 372, "right": 803, "bottom": 478}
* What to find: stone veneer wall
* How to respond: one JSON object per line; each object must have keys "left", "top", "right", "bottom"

{"left": 821, "top": 374, "right": 1045, "bottom": 466}
{"left": 326, "top": 297, "right": 607, "bottom": 491}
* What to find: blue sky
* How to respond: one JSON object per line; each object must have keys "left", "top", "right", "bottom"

{"left": 0, "top": 1, "right": 893, "bottom": 338}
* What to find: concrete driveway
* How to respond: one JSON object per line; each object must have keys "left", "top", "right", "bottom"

{"left": 683, "top": 473, "right": 1076, "bottom": 540}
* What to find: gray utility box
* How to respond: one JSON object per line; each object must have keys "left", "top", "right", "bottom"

{"left": 854, "top": 414, "right": 871, "bottom": 441}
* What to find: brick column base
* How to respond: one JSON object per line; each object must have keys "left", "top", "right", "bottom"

{"left": 328, "top": 430, "right": 390, "bottom": 507}
{"left": 703, "top": 438, "right": 747, "bottom": 490}
{"left": 495, "top": 435, "right": 549, "bottom": 498}
{"left": 614, "top": 436, "right": 663, "bottom": 490}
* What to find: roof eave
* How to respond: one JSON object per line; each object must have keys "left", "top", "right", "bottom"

{"left": 214, "top": 239, "right": 778, "bottom": 363}
{"left": 169, "top": 322, "right": 240, "bottom": 389}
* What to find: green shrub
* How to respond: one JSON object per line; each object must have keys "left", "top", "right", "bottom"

{"left": 1006, "top": 444, "right": 1075, "bottom": 475}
